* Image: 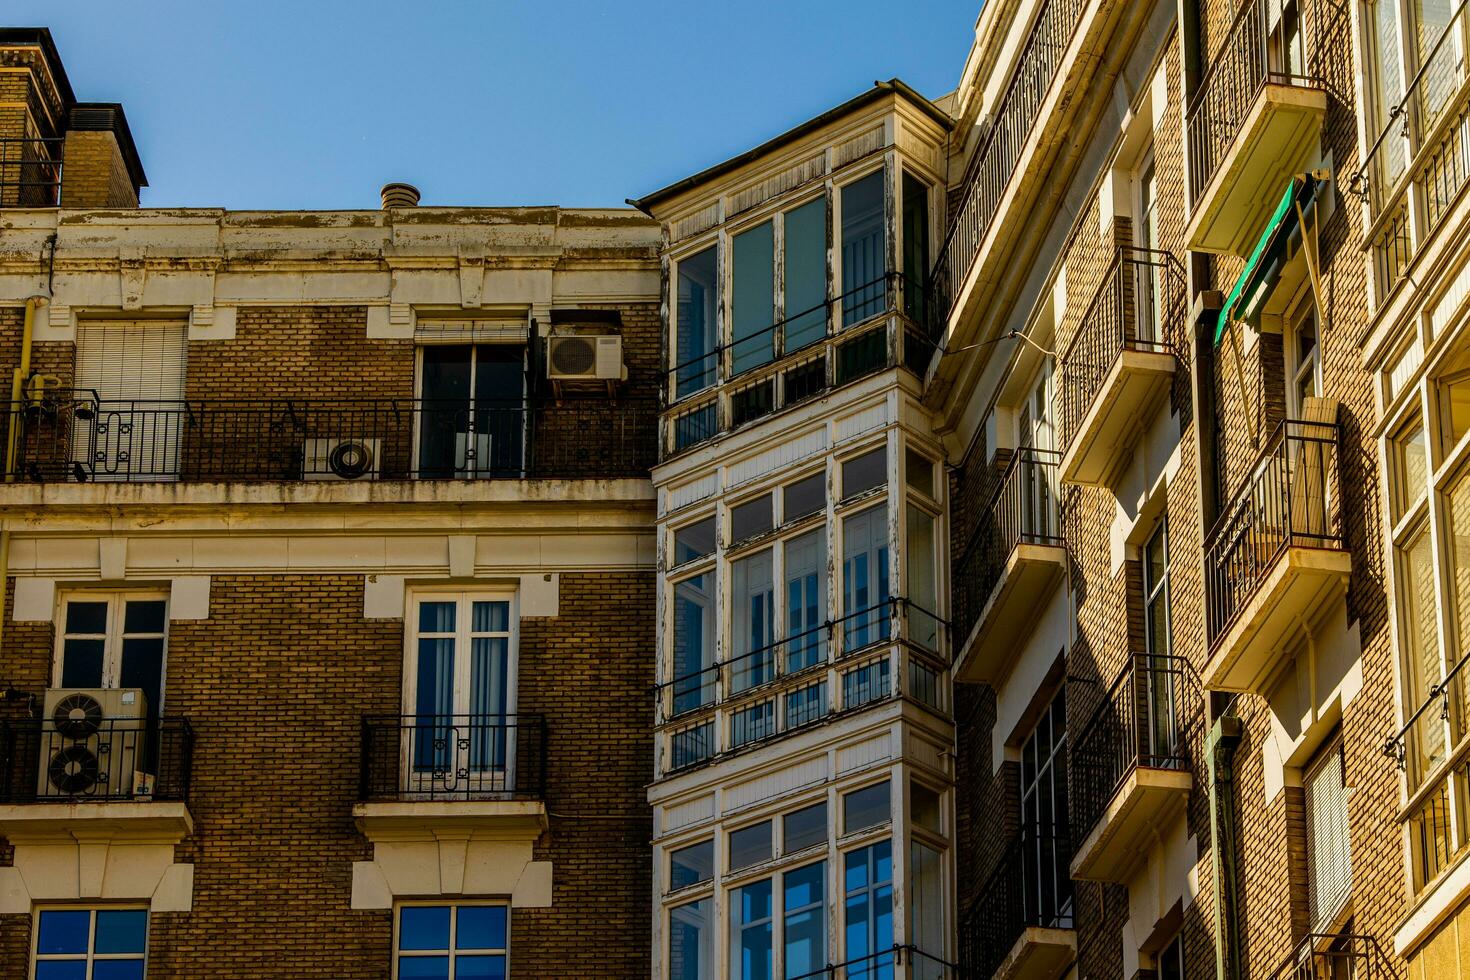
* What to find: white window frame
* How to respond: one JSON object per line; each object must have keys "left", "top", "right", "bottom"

{"left": 411, "top": 339, "right": 529, "bottom": 479}
{"left": 392, "top": 900, "right": 510, "bottom": 980}
{"left": 31, "top": 904, "right": 149, "bottom": 979}
{"left": 53, "top": 590, "right": 169, "bottom": 705}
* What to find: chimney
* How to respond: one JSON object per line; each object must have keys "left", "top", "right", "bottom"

{"left": 380, "top": 183, "right": 421, "bottom": 208}
{"left": 0, "top": 29, "right": 73, "bottom": 207}
{"left": 59, "top": 103, "right": 147, "bottom": 209}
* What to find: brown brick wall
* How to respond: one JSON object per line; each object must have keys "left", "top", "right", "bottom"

{"left": 58, "top": 130, "right": 137, "bottom": 209}
{"left": 0, "top": 570, "right": 654, "bottom": 978}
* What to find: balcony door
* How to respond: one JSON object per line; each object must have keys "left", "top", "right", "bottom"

{"left": 1020, "top": 689, "right": 1072, "bottom": 929}
{"left": 72, "top": 321, "right": 188, "bottom": 481}
{"left": 1143, "top": 522, "right": 1179, "bottom": 766}
{"left": 1018, "top": 371, "right": 1055, "bottom": 540}
{"left": 404, "top": 593, "right": 518, "bottom": 797}
{"left": 416, "top": 343, "right": 526, "bottom": 478}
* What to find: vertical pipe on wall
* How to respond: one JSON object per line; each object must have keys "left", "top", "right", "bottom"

{"left": 1207, "top": 713, "right": 1243, "bottom": 980}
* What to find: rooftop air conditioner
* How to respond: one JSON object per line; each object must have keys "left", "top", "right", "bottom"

{"left": 547, "top": 335, "right": 624, "bottom": 381}
{"left": 37, "top": 688, "right": 148, "bottom": 800}
{"left": 303, "top": 437, "right": 382, "bottom": 480}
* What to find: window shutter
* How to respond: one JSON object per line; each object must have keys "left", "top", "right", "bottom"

{"left": 1306, "top": 740, "right": 1352, "bottom": 930}
{"left": 74, "top": 321, "right": 188, "bottom": 402}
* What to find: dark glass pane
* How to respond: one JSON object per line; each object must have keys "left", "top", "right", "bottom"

{"left": 398, "top": 956, "right": 450, "bottom": 980}
{"left": 901, "top": 173, "right": 931, "bottom": 322}
{"left": 670, "top": 839, "right": 714, "bottom": 889}
{"left": 64, "top": 601, "right": 108, "bottom": 635}
{"left": 94, "top": 908, "right": 147, "bottom": 954}
{"left": 93, "top": 962, "right": 145, "bottom": 980}
{"left": 729, "top": 820, "right": 773, "bottom": 871}
{"left": 35, "top": 963, "right": 87, "bottom": 980}
{"left": 730, "top": 379, "right": 775, "bottom": 428}
{"left": 784, "top": 198, "right": 829, "bottom": 352}
{"left": 122, "top": 600, "right": 166, "bottom": 634}
{"left": 60, "top": 639, "right": 105, "bottom": 689}
{"left": 673, "top": 518, "right": 717, "bottom": 565}
{"left": 835, "top": 328, "right": 887, "bottom": 383}
{"left": 783, "top": 474, "right": 825, "bottom": 523}
{"left": 782, "top": 358, "right": 827, "bottom": 406}
{"left": 399, "top": 906, "right": 451, "bottom": 951}
{"left": 419, "top": 345, "right": 473, "bottom": 478}
{"left": 730, "top": 496, "right": 774, "bottom": 542}
{"left": 119, "top": 639, "right": 164, "bottom": 719}
{"left": 676, "top": 247, "right": 720, "bottom": 398}
{"left": 732, "top": 222, "right": 777, "bottom": 375}
{"left": 842, "top": 780, "right": 891, "bottom": 834}
{"left": 455, "top": 955, "right": 507, "bottom": 980}
{"left": 37, "top": 910, "right": 90, "bottom": 955}
{"left": 418, "top": 602, "right": 456, "bottom": 634}
{"left": 471, "top": 345, "right": 525, "bottom": 475}
{"left": 783, "top": 803, "right": 827, "bottom": 854}
{"left": 841, "top": 172, "right": 887, "bottom": 327}
{"left": 842, "top": 449, "right": 887, "bottom": 499}
{"left": 456, "top": 905, "right": 507, "bottom": 950}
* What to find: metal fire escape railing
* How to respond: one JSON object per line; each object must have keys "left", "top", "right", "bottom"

{"left": 1267, "top": 932, "right": 1401, "bottom": 979}
{"left": 959, "top": 828, "right": 1074, "bottom": 979}
{"left": 0, "top": 716, "right": 193, "bottom": 804}
{"left": 926, "top": 0, "right": 1088, "bottom": 333}
{"left": 1070, "top": 654, "right": 1201, "bottom": 848}
{"left": 1185, "top": 0, "right": 1326, "bottom": 204}
{"left": 1204, "top": 418, "right": 1342, "bottom": 648}
{"left": 1057, "top": 246, "right": 1188, "bottom": 455}
{"left": 0, "top": 137, "right": 63, "bottom": 208}
{"left": 358, "top": 713, "right": 548, "bottom": 802}
{"left": 951, "top": 447, "right": 1062, "bottom": 643}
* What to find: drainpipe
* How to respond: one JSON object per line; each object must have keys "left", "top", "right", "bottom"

{"left": 1206, "top": 713, "right": 1243, "bottom": 980}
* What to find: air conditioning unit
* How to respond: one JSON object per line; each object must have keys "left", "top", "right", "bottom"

{"left": 303, "top": 437, "right": 382, "bottom": 480}
{"left": 547, "top": 334, "right": 624, "bottom": 381}
{"left": 37, "top": 688, "right": 148, "bottom": 800}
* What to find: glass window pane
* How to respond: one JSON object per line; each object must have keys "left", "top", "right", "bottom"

{"left": 670, "top": 899, "right": 713, "bottom": 980}
{"left": 64, "top": 601, "right": 108, "bottom": 635}
{"left": 1448, "top": 473, "right": 1470, "bottom": 680}
{"left": 731, "top": 550, "right": 775, "bottom": 693}
{"left": 905, "top": 448, "right": 934, "bottom": 497}
{"left": 676, "top": 246, "right": 719, "bottom": 398}
{"left": 399, "top": 906, "right": 451, "bottom": 951}
{"left": 902, "top": 173, "right": 931, "bottom": 321}
{"left": 674, "top": 517, "right": 717, "bottom": 565}
{"left": 907, "top": 506, "right": 939, "bottom": 650}
{"left": 842, "top": 449, "right": 886, "bottom": 498}
{"left": 784, "top": 862, "right": 826, "bottom": 979}
{"left": 843, "top": 781, "right": 891, "bottom": 834}
{"left": 841, "top": 172, "right": 886, "bottom": 327}
{"left": 122, "top": 600, "right": 166, "bottom": 634}
{"left": 454, "top": 955, "right": 507, "bottom": 980}
{"left": 912, "top": 783, "right": 943, "bottom": 834}
{"left": 1403, "top": 525, "right": 1446, "bottom": 782}
{"left": 1396, "top": 422, "right": 1428, "bottom": 521}
{"left": 784, "top": 530, "right": 827, "bottom": 672}
{"left": 731, "top": 496, "right": 774, "bottom": 542}
{"left": 729, "top": 820, "right": 774, "bottom": 871}
{"left": 35, "top": 964, "right": 87, "bottom": 980}
{"left": 670, "top": 840, "right": 714, "bottom": 890}
{"left": 842, "top": 506, "right": 891, "bottom": 650}
{"left": 418, "top": 601, "right": 457, "bottom": 634}
{"left": 471, "top": 602, "right": 510, "bottom": 634}
{"left": 785, "top": 198, "right": 828, "bottom": 353}
{"left": 37, "top": 910, "right": 90, "bottom": 955}
{"left": 60, "top": 638, "right": 105, "bottom": 689}
{"left": 92, "top": 964, "right": 145, "bottom": 980}
{"left": 397, "top": 956, "right": 451, "bottom": 980}
{"left": 730, "top": 878, "right": 773, "bottom": 980}
{"left": 455, "top": 906, "right": 507, "bottom": 950}
{"left": 733, "top": 222, "right": 777, "bottom": 375}
{"left": 673, "top": 573, "right": 716, "bottom": 713}
{"left": 94, "top": 909, "right": 147, "bottom": 954}
{"left": 910, "top": 841, "right": 944, "bottom": 968}
{"left": 783, "top": 802, "right": 828, "bottom": 854}
{"left": 783, "top": 473, "right": 826, "bottom": 523}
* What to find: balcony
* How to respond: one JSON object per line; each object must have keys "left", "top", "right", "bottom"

{"left": 0, "top": 715, "right": 193, "bottom": 839}
{"left": 788, "top": 945, "right": 960, "bottom": 979}
{"left": 1267, "top": 932, "right": 1398, "bottom": 979}
{"left": 1204, "top": 418, "right": 1348, "bottom": 692}
{"left": 0, "top": 137, "right": 63, "bottom": 208}
{"left": 1184, "top": 0, "right": 1327, "bottom": 255}
{"left": 8, "top": 391, "right": 655, "bottom": 484}
{"left": 1058, "top": 247, "right": 1186, "bottom": 488}
{"left": 960, "top": 831, "right": 1075, "bottom": 980}
{"left": 952, "top": 448, "right": 1065, "bottom": 686}
{"left": 655, "top": 598, "right": 948, "bottom": 776}
{"left": 663, "top": 273, "right": 935, "bottom": 457}
{"left": 1070, "top": 655, "right": 1197, "bottom": 882}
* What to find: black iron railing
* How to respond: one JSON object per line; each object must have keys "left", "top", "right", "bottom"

{"left": 1268, "top": 933, "right": 1401, "bottom": 979}
{"left": 960, "top": 829, "right": 1073, "bottom": 980}
{"left": 1205, "top": 418, "right": 1341, "bottom": 647}
{"left": 1058, "top": 246, "right": 1186, "bottom": 456}
{"left": 1186, "top": 0, "right": 1325, "bottom": 203}
{"left": 664, "top": 273, "right": 935, "bottom": 455}
{"left": 8, "top": 391, "right": 657, "bottom": 483}
{"left": 0, "top": 716, "right": 193, "bottom": 803}
{"left": 359, "top": 714, "right": 546, "bottom": 802}
{"left": 952, "top": 447, "right": 1062, "bottom": 643}
{"left": 0, "top": 137, "right": 63, "bottom": 208}
{"left": 928, "top": 0, "right": 1088, "bottom": 331}
{"left": 1071, "top": 654, "right": 1198, "bottom": 847}
{"left": 787, "top": 944, "right": 960, "bottom": 979}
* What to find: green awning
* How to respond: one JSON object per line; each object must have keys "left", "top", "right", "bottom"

{"left": 1214, "top": 175, "right": 1319, "bottom": 345}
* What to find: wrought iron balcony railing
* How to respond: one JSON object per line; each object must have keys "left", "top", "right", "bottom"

{"left": 8, "top": 391, "right": 656, "bottom": 484}
{"left": 359, "top": 713, "right": 547, "bottom": 803}
{"left": 1058, "top": 246, "right": 1187, "bottom": 455}
{"left": 657, "top": 598, "right": 948, "bottom": 774}
{"left": 927, "top": 0, "right": 1088, "bottom": 331}
{"left": 1267, "top": 932, "right": 1401, "bottom": 979}
{"left": 0, "top": 716, "right": 193, "bottom": 804}
{"left": 664, "top": 273, "right": 935, "bottom": 456}
{"left": 1357, "top": 0, "right": 1470, "bottom": 297}
{"left": 951, "top": 447, "right": 1062, "bottom": 642}
{"left": 960, "top": 829, "right": 1073, "bottom": 980}
{"left": 1204, "top": 418, "right": 1341, "bottom": 648}
{"left": 0, "top": 137, "right": 63, "bottom": 208}
{"left": 788, "top": 944, "right": 960, "bottom": 979}
{"left": 1185, "top": 0, "right": 1326, "bottom": 204}
{"left": 1070, "top": 654, "right": 1199, "bottom": 848}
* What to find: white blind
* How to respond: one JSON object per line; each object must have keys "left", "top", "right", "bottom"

{"left": 1306, "top": 740, "right": 1352, "bottom": 930}
{"left": 74, "top": 321, "right": 188, "bottom": 402}
{"left": 415, "top": 319, "right": 528, "bottom": 343}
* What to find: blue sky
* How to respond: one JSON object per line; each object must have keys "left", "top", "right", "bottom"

{"left": 15, "top": 1, "right": 979, "bottom": 210}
